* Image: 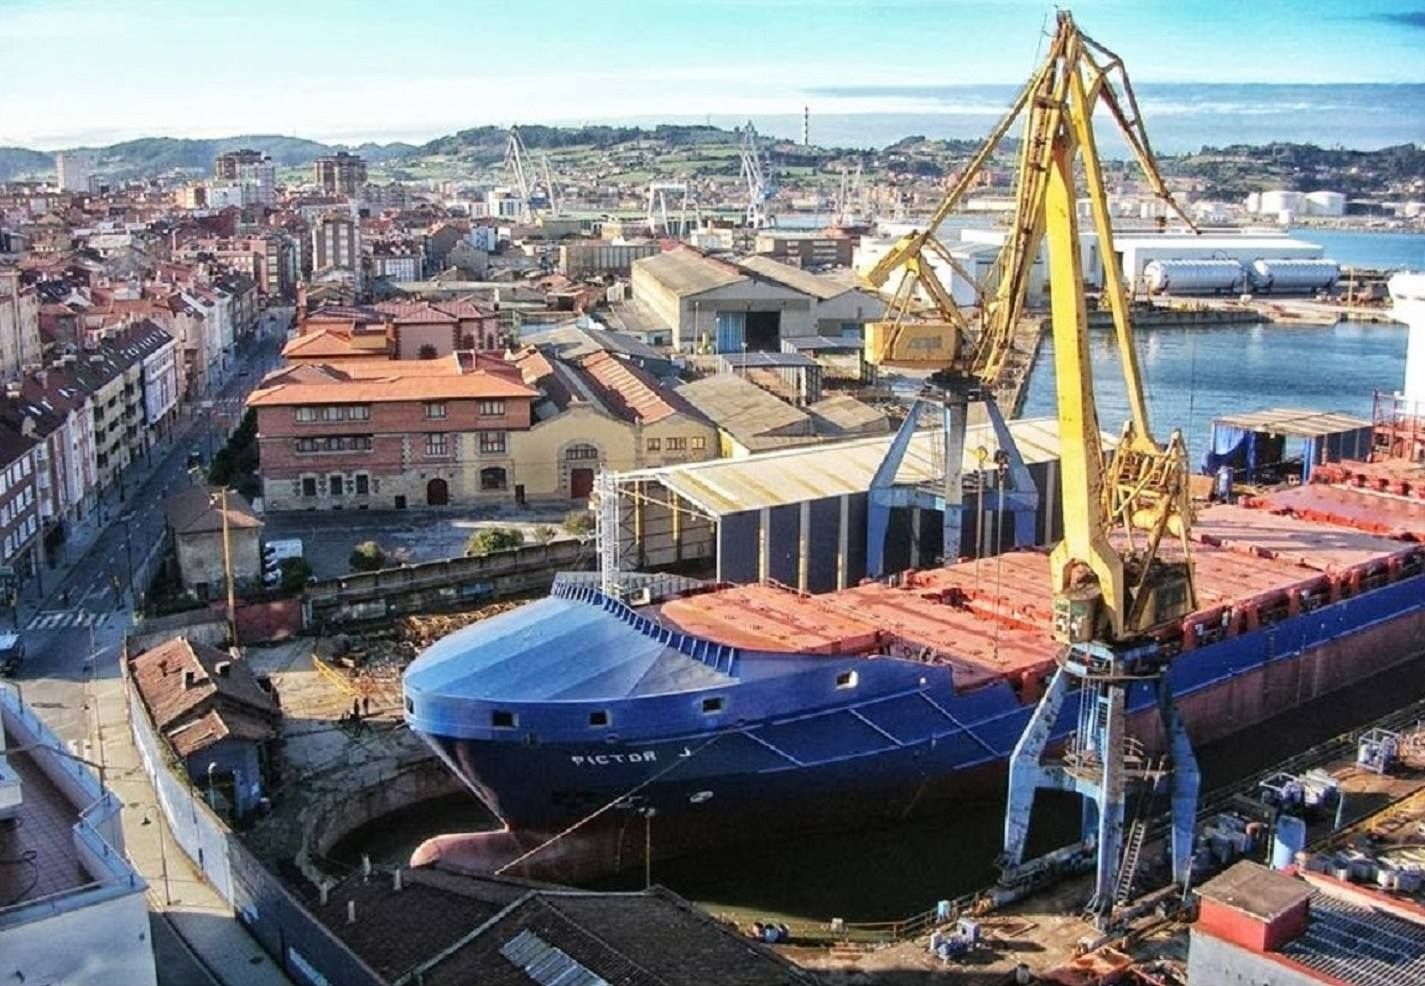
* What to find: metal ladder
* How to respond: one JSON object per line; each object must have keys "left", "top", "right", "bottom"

{"left": 1113, "top": 817, "right": 1149, "bottom": 905}
{"left": 1113, "top": 754, "right": 1166, "bottom": 906}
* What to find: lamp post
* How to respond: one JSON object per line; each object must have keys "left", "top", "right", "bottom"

{"left": 217, "top": 487, "right": 237, "bottom": 648}
{"left": 141, "top": 805, "right": 173, "bottom": 906}
{"left": 641, "top": 807, "right": 656, "bottom": 890}
{"left": 206, "top": 762, "right": 219, "bottom": 810}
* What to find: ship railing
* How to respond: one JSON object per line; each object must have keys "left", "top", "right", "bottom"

{"left": 552, "top": 580, "right": 739, "bottom": 676}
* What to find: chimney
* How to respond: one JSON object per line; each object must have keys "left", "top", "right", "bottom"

{"left": 216, "top": 661, "right": 231, "bottom": 678}
{"left": 346, "top": 900, "right": 356, "bottom": 925}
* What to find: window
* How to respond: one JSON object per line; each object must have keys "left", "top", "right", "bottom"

{"left": 666, "top": 437, "right": 687, "bottom": 451}
{"left": 301, "top": 477, "right": 317, "bottom": 497}
{"left": 491, "top": 710, "right": 517, "bottom": 729}
{"left": 691, "top": 436, "right": 706, "bottom": 450}
{"left": 355, "top": 474, "right": 369, "bottom": 495}
{"left": 646, "top": 437, "right": 661, "bottom": 452}
{"left": 836, "top": 670, "right": 859, "bottom": 689}
{"left": 480, "top": 466, "right": 507, "bottom": 490}
{"left": 478, "top": 399, "right": 505, "bottom": 417}
{"left": 425, "top": 433, "right": 449, "bottom": 457}
{"left": 296, "top": 407, "right": 319, "bottom": 423}
{"left": 565, "top": 444, "right": 598, "bottom": 461}
{"left": 329, "top": 474, "right": 344, "bottom": 496}
{"left": 701, "top": 697, "right": 725, "bottom": 715}
{"left": 425, "top": 402, "right": 446, "bottom": 420}
{"left": 479, "top": 431, "right": 506, "bottom": 455}
{"left": 588, "top": 710, "right": 610, "bottom": 727}
{"left": 321, "top": 406, "right": 343, "bottom": 422}
{"left": 349, "top": 405, "right": 370, "bottom": 420}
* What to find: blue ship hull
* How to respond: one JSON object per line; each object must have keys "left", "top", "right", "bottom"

{"left": 404, "top": 572, "right": 1425, "bottom": 878}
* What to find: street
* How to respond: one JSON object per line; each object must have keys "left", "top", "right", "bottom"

{"left": 13, "top": 308, "right": 289, "bottom": 747}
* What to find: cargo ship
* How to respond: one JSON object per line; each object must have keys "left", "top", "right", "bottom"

{"left": 403, "top": 470, "right": 1425, "bottom": 882}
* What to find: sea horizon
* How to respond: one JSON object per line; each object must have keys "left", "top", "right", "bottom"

{"left": 13, "top": 83, "right": 1424, "bottom": 158}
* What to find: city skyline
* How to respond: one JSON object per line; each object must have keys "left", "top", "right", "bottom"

{"left": 3, "top": 0, "right": 1425, "bottom": 149}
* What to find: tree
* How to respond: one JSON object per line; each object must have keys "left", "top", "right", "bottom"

{"left": 563, "top": 510, "right": 595, "bottom": 537}
{"left": 349, "top": 541, "right": 386, "bottom": 572}
{"left": 532, "top": 524, "right": 556, "bottom": 545}
{"left": 465, "top": 527, "right": 524, "bottom": 556}
{"left": 278, "top": 557, "right": 314, "bottom": 594}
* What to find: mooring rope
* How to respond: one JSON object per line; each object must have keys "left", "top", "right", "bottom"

{"left": 493, "top": 732, "right": 725, "bottom": 875}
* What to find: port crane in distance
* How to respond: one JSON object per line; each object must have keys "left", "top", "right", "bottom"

{"left": 954, "top": 10, "right": 1200, "bottom": 928}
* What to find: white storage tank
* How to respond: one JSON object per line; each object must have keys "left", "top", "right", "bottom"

{"left": 1305, "top": 190, "right": 1346, "bottom": 217}
{"left": 1245, "top": 192, "right": 1262, "bottom": 214}
{"left": 1250, "top": 258, "right": 1340, "bottom": 293}
{"left": 1144, "top": 258, "right": 1248, "bottom": 295}
{"left": 1259, "top": 189, "right": 1305, "bottom": 215}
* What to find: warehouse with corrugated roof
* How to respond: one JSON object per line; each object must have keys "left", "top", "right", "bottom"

{"left": 603, "top": 416, "right": 1100, "bottom": 593}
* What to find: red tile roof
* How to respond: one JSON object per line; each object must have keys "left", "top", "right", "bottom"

{"left": 247, "top": 356, "right": 537, "bottom": 407}
{"left": 577, "top": 351, "right": 698, "bottom": 425}
{"left": 128, "top": 637, "right": 279, "bottom": 759}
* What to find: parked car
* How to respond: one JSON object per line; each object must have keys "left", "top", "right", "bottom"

{"left": 0, "top": 632, "right": 24, "bottom": 676}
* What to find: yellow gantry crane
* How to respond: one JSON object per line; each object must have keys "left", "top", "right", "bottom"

{"left": 955, "top": 11, "right": 1203, "bottom": 928}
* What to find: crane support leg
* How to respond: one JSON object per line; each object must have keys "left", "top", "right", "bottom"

{"left": 1088, "top": 682, "right": 1128, "bottom": 922}
{"left": 1159, "top": 673, "right": 1200, "bottom": 885}
{"left": 941, "top": 392, "right": 967, "bottom": 567}
{"left": 866, "top": 403, "right": 925, "bottom": 578}
{"left": 1002, "top": 665, "right": 1073, "bottom": 867}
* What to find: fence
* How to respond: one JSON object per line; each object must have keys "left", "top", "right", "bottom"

{"left": 303, "top": 538, "right": 592, "bottom": 627}
{"left": 121, "top": 660, "right": 386, "bottom": 986}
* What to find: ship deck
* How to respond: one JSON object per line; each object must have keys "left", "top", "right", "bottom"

{"left": 659, "top": 491, "right": 1425, "bottom": 692}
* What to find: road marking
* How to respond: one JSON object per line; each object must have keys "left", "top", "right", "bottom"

{"left": 26, "top": 609, "right": 103, "bottom": 631}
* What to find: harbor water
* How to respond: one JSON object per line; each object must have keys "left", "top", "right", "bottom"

{"left": 1020, "top": 320, "right": 1407, "bottom": 459}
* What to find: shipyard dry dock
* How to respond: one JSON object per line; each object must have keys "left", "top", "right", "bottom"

{"left": 404, "top": 460, "right": 1425, "bottom": 883}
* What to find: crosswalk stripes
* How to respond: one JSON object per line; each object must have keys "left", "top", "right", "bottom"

{"left": 25, "top": 609, "right": 107, "bottom": 632}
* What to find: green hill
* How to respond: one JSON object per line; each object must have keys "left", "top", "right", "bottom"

{"left": 0, "top": 134, "right": 417, "bottom": 182}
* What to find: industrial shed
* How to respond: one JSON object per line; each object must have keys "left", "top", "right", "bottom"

{"left": 631, "top": 248, "right": 814, "bottom": 352}
{"left": 1203, "top": 408, "right": 1373, "bottom": 485}
{"left": 605, "top": 416, "right": 1091, "bottom": 593}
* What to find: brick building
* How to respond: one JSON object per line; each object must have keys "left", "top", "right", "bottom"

{"left": 283, "top": 300, "right": 502, "bottom": 364}
{"left": 248, "top": 355, "right": 538, "bottom": 510}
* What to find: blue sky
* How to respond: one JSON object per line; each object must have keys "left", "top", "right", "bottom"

{"left": 2, "top": 0, "right": 1423, "bottom": 148}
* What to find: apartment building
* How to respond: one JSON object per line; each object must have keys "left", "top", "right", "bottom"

{"left": 312, "top": 214, "right": 361, "bottom": 293}
{"left": 313, "top": 152, "right": 367, "bottom": 196}
{"left": 248, "top": 355, "right": 539, "bottom": 510}
{"left": 4, "top": 365, "right": 94, "bottom": 535}
{"left": 112, "top": 319, "right": 180, "bottom": 447}
{"left": 213, "top": 148, "right": 266, "bottom": 181}
{"left": 173, "top": 234, "right": 295, "bottom": 299}
{"left": 55, "top": 150, "right": 97, "bottom": 193}
{"left": 0, "top": 268, "right": 43, "bottom": 383}
{"left": 0, "top": 428, "right": 41, "bottom": 577}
